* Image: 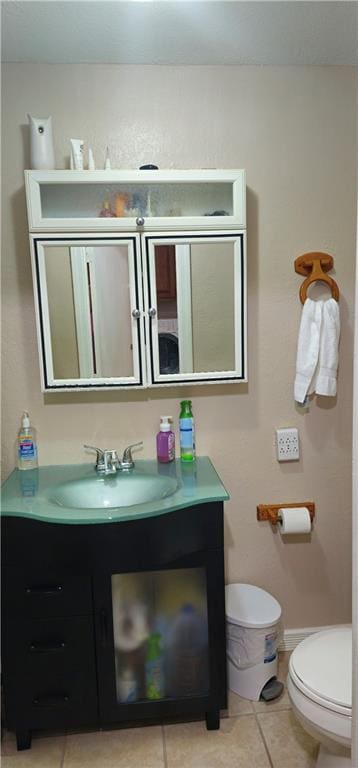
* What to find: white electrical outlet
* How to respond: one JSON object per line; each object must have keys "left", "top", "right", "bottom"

{"left": 275, "top": 427, "right": 300, "bottom": 461}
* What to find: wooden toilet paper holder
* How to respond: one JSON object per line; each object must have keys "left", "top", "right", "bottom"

{"left": 257, "top": 502, "right": 315, "bottom": 526}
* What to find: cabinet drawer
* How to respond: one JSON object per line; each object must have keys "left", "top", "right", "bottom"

{"left": 4, "top": 616, "right": 98, "bottom": 731}
{"left": 5, "top": 615, "right": 95, "bottom": 672}
{"left": 3, "top": 565, "right": 92, "bottom": 618}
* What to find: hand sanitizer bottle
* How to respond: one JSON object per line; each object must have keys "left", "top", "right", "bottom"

{"left": 156, "top": 416, "right": 175, "bottom": 463}
{"left": 17, "top": 411, "right": 38, "bottom": 470}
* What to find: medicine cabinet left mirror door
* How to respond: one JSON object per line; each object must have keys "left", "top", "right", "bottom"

{"left": 30, "top": 235, "right": 145, "bottom": 390}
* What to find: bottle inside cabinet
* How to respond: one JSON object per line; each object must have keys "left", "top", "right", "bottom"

{"left": 111, "top": 567, "right": 209, "bottom": 703}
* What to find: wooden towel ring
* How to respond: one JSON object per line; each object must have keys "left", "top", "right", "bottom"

{"left": 294, "top": 252, "right": 340, "bottom": 304}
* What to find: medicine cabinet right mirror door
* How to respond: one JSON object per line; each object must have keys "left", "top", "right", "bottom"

{"left": 144, "top": 231, "right": 247, "bottom": 385}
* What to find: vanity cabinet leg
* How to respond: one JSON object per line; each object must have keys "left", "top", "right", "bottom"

{"left": 16, "top": 730, "right": 32, "bottom": 750}
{"left": 205, "top": 709, "right": 220, "bottom": 730}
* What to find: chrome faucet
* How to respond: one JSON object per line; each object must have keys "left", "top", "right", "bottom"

{"left": 83, "top": 445, "right": 119, "bottom": 475}
{"left": 84, "top": 442, "right": 143, "bottom": 474}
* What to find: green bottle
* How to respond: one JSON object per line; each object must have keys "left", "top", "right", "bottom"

{"left": 179, "top": 400, "right": 196, "bottom": 462}
{"left": 145, "top": 633, "right": 164, "bottom": 700}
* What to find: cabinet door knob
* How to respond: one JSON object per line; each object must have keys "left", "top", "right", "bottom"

{"left": 148, "top": 307, "right": 157, "bottom": 318}
{"left": 136, "top": 216, "right": 145, "bottom": 226}
{"left": 132, "top": 309, "right": 141, "bottom": 319}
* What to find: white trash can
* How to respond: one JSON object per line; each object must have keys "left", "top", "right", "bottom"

{"left": 225, "top": 583, "right": 282, "bottom": 701}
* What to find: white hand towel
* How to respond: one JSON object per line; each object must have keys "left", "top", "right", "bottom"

{"left": 294, "top": 298, "right": 323, "bottom": 404}
{"left": 315, "top": 298, "right": 340, "bottom": 396}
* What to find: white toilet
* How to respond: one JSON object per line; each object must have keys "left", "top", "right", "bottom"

{"left": 287, "top": 627, "right": 352, "bottom": 767}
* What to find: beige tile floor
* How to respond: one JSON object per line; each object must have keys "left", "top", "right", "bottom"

{"left": 1, "top": 653, "right": 320, "bottom": 768}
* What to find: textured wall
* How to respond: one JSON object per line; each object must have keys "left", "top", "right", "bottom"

{"left": 1, "top": 64, "right": 357, "bottom": 628}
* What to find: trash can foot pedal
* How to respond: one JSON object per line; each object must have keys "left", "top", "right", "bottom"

{"left": 260, "top": 678, "right": 284, "bottom": 701}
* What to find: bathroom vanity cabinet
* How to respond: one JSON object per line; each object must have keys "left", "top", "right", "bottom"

{"left": 1, "top": 460, "right": 228, "bottom": 751}
{"left": 24, "top": 169, "right": 247, "bottom": 390}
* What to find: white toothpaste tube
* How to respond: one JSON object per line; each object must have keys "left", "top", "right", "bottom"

{"left": 70, "top": 138, "right": 84, "bottom": 170}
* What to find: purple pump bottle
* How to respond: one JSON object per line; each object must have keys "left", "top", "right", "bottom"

{"left": 156, "top": 416, "right": 175, "bottom": 463}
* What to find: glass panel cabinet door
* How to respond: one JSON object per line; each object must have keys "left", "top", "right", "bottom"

{"left": 144, "top": 232, "right": 247, "bottom": 384}
{"left": 93, "top": 536, "right": 226, "bottom": 725}
{"left": 111, "top": 568, "right": 209, "bottom": 704}
{"left": 25, "top": 171, "right": 246, "bottom": 231}
{"left": 30, "top": 235, "right": 145, "bottom": 390}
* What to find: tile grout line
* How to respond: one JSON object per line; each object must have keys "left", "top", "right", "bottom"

{"left": 253, "top": 711, "right": 275, "bottom": 768}
{"left": 60, "top": 733, "right": 67, "bottom": 768}
{"left": 253, "top": 703, "right": 292, "bottom": 715}
{"left": 227, "top": 709, "right": 257, "bottom": 719}
{"left": 161, "top": 724, "right": 168, "bottom": 768}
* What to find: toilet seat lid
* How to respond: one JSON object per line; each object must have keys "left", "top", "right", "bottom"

{"left": 290, "top": 628, "right": 352, "bottom": 711}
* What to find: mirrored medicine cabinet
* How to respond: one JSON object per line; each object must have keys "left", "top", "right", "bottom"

{"left": 26, "top": 170, "right": 247, "bottom": 391}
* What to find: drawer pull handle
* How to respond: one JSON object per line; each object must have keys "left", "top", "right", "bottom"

{"left": 33, "top": 694, "right": 69, "bottom": 707}
{"left": 30, "top": 641, "right": 66, "bottom": 654}
{"left": 25, "top": 585, "right": 63, "bottom": 595}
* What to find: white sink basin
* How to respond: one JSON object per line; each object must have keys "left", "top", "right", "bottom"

{"left": 47, "top": 472, "right": 178, "bottom": 510}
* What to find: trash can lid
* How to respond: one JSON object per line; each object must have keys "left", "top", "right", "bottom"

{"left": 225, "top": 583, "right": 281, "bottom": 629}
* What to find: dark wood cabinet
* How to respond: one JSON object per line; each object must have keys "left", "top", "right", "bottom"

{"left": 2, "top": 503, "right": 226, "bottom": 750}
{"left": 155, "top": 245, "right": 177, "bottom": 299}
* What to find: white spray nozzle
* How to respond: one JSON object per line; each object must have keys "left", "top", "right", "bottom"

{"left": 160, "top": 416, "right": 172, "bottom": 432}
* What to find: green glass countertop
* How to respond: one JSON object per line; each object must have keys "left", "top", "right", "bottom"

{"left": 1, "top": 457, "right": 229, "bottom": 525}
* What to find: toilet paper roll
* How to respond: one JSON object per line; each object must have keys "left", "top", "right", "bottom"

{"left": 279, "top": 507, "right": 311, "bottom": 534}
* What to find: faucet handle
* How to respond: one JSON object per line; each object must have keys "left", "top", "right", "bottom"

{"left": 121, "top": 442, "right": 143, "bottom": 470}
{"left": 84, "top": 444, "right": 105, "bottom": 471}
{"left": 84, "top": 444, "right": 104, "bottom": 459}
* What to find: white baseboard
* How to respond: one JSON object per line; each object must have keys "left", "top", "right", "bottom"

{"left": 278, "top": 624, "right": 351, "bottom": 652}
